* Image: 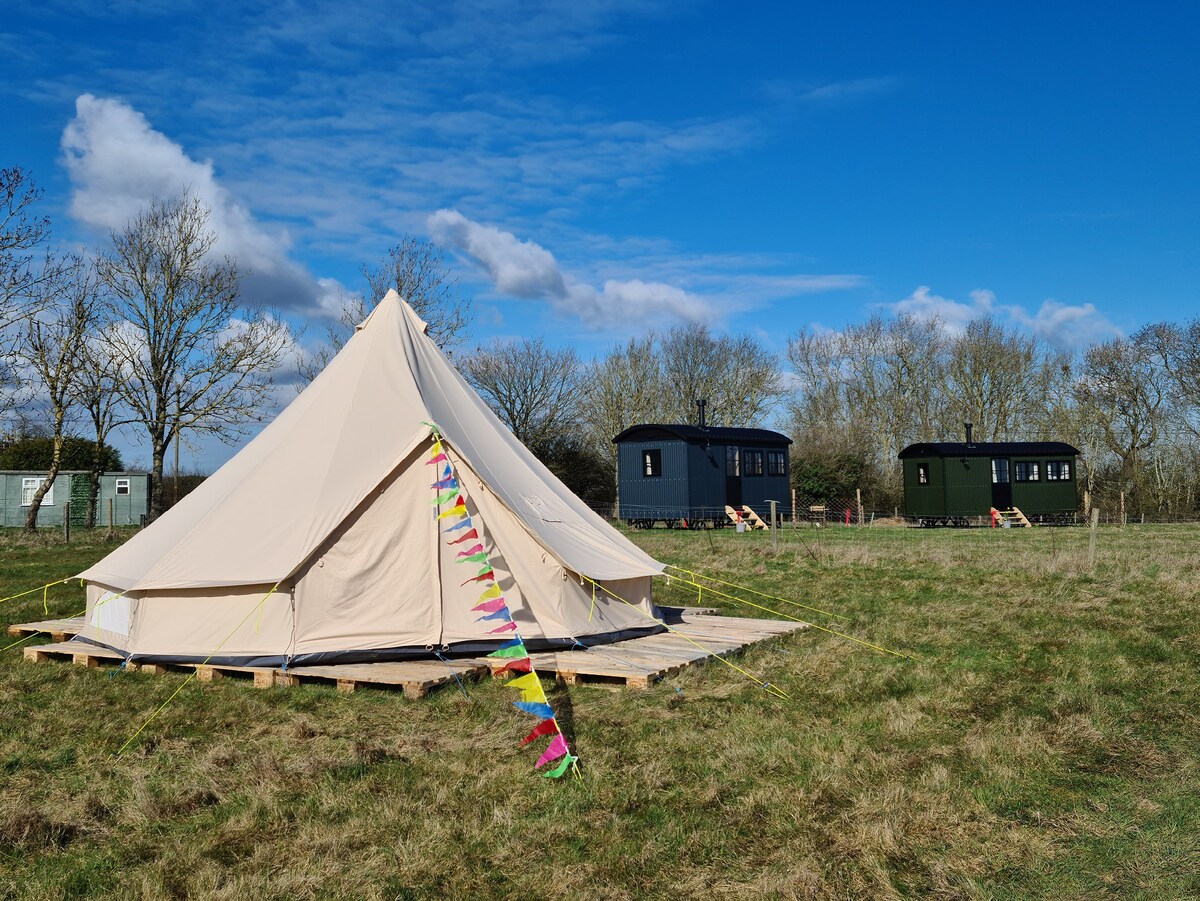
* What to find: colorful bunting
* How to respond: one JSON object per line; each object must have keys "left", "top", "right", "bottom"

{"left": 519, "top": 719, "right": 559, "bottom": 746}
{"left": 427, "top": 427, "right": 576, "bottom": 781}
{"left": 535, "top": 734, "right": 568, "bottom": 767}
{"left": 513, "top": 701, "right": 555, "bottom": 719}
{"left": 543, "top": 754, "right": 576, "bottom": 779}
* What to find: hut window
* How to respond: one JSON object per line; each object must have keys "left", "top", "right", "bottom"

{"left": 642, "top": 449, "right": 662, "bottom": 477}
{"left": 20, "top": 477, "right": 53, "bottom": 506}
{"left": 1014, "top": 462, "right": 1040, "bottom": 482}
{"left": 767, "top": 450, "right": 786, "bottom": 477}
{"left": 990, "top": 459, "right": 1009, "bottom": 484}
{"left": 744, "top": 450, "right": 764, "bottom": 477}
{"left": 115, "top": 478, "right": 130, "bottom": 496}
{"left": 917, "top": 463, "right": 929, "bottom": 484}
{"left": 1046, "top": 461, "right": 1071, "bottom": 481}
{"left": 726, "top": 446, "right": 740, "bottom": 476}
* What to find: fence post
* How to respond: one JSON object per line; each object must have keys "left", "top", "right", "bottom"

{"left": 769, "top": 500, "right": 778, "bottom": 553}
{"left": 1088, "top": 507, "right": 1100, "bottom": 569}
{"left": 856, "top": 489, "right": 863, "bottom": 526}
{"left": 1119, "top": 490, "right": 1125, "bottom": 529}
{"left": 107, "top": 498, "right": 115, "bottom": 539}
{"left": 63, "top": 503, "right": 70, "bottom": 542}
{"left": 791, "top": 488, "right": 797, "bottom": 528}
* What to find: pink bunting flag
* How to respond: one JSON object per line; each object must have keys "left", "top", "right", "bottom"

{"left": 456, "top": 543, "right": 484, "bottom": 557}
{"left": 472, "top": 597, "right": 507, "bottom": 613}
{"left": 425, "top": 453, "right": 447, "bottom": 465}
{"left": 487, "top": 621, "right": 518, "bottom": 634}
{"left": 535, "top": 734, "right": 568, "bottom": 768}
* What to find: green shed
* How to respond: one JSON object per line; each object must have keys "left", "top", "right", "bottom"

{"left": 0, "top": 471, "right": 151, "bottom": 528}
{"left": 899, "top": 440, "right": 1080, "bottom": 525}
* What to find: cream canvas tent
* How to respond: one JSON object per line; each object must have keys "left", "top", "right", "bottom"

{"left": 75, "top": 292, "right": 665, "bottom": 666}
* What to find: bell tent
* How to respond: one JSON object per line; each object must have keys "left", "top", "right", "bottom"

{"left": 75, "top": 292, "right": 665, "bottom": 666}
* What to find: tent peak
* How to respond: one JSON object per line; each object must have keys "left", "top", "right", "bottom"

{"left": 356, "top": 290, "right": 429, "bottom": 334}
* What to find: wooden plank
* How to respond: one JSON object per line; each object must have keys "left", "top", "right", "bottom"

{"left": 7, "top": 617, "right": 87, "bottom": 639}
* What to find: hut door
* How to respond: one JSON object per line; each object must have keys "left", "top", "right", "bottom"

{"left": 990, "top": 458, "right": 1012, "bottom": 509}
{"left": 725, "top": 446, "right": 742, "bottom": 508}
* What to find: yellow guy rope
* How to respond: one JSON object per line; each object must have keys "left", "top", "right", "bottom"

{"left": 663, "top": 572, "right": 915, "bottom": 661}
{"left": 112, "top": 581, "right": 282, "bottom": 758}
{"left": 666, "top": 564, "right": 850, "bottom": 622}
{"left": 581, "top": 575, "right": 789, "bottom": 700}
{"left": 0, "top": 578, "right": 72, "bottom": 608}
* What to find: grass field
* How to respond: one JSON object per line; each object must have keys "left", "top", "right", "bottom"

{"left": 1, "top": 524, "right": 1197, "bottom": 899}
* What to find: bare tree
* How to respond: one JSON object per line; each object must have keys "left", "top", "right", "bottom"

{"left": 0, "top": 166, "right": 51, "bottom": 327}
{"left": 13, "top": 255, "right": 99, "bottom": 531}
{"left": 72, "top": 321, "right": 126, "bottom": 528}
{"left": 299, "top": 236, "right": 470, "bottom": 382}
{"left": 461, "top": 337, "right": 582, "bottom": 448}
{"left": 97, "top": 194, "right": 293, "bottom": 519}
{"left": 941, "top": 318, "right": 1045, "bottom": 441}
{"left": 579, "top": 335, "right": 664, "bottom": 460}
{"left": 658, "top": 323, "right": 783, "bottom": 426}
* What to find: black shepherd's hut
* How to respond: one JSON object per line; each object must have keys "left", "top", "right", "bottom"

{"left": 613, "top": 407, "right": 791, "bottom": 528}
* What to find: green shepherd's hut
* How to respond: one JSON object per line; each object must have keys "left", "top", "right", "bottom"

{"left": 899, "top": 424, "right": 1079, "bottom": 526}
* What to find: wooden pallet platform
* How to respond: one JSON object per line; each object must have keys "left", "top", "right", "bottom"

{"left": 491, "top": 611, "right": 808, "bottom": 689}
{"left": 18, "top": 612, "right": 808, "bottom": 695}
{"left": 7, "top": 616, "right": 86, "bottom": 642}
{"left": 20, "top": 642, "right": 487, "bottom": 698}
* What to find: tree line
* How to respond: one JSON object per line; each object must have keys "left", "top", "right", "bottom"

{"left": 7, "top": 160, "right": 1200, "bottom": 528}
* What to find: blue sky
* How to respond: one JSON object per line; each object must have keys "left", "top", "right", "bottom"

{"left": 3, "top": 1, "right": 1199, "bottom": 468}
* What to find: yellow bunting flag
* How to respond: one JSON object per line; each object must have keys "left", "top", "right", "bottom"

{"left": 505, "top": 672, "right": 547, "bottom": 705}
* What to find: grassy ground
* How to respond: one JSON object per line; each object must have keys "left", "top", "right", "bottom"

{"left": 0, "top": 524, "right": 1197, "bottom": 899}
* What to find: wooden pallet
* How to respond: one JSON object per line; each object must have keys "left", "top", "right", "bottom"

{"left": 7, "top": 616, "right": 86, "bottom": 642}
{"left": 488, "top": 611, "right": 808, "bottom": 689}
{"left": 21, "top": 642, "right": 487, "bottom": 698}
{"left": 19, "top": 612, "right": 808, "bottom": 695}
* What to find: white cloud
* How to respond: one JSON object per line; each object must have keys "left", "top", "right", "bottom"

{"left": 60, "top": 94, "right": 338, "bottom": 314}
{"left": 889, "top": 285, "right": 1120, "bottom": 348}
{"left": 428, "top": 208, "right": 720, "bottom": 327}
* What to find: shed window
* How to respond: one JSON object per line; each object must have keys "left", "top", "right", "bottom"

{"left": 991, "top": 459, "right": 1009, "bottom": 484}
{"left": 21, "top": 477, "right": 53, "bottom": 507}
{"left": 725, "top": 446, "right": 739, "bottom": 476}
{"left": 744, "top": 450, "right": 764, "bottom": 477}
{"left": 1014, "top": 462, "right": 1040, "bottom": 482}
{"left": 115, "top": 478, "right": 130, "bottom": 496}
{"left": 642, "top": 449, "right": 662, "bottom": 478}
{"left": 1046, "top": 461, "right": 1072, "bottom": 481}
{"left": 767, "top": 450, "right": 786, "bottom": 477}
{"left": 918, "top": 463, "right": 929, "bottom": 485}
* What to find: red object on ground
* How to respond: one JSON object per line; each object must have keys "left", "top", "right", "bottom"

{"left": 844, "top": 509, "right": 851, "bottom": 526}
{"left": 990, "top": 508, "right": 998, "bottom": 528}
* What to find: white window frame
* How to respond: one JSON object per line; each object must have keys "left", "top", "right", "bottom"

{"left": 115, "top": 478, "right": 131, "bottom": 496}
{"left": 21, "top": 476, "right": 54, "bottom": 507}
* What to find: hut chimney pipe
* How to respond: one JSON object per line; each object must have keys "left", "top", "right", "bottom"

{"left": 697, "top": 398, "right": 708, "bottom": 429}
{"left": 965, "top": 421, "right": 973, "bottom": 446}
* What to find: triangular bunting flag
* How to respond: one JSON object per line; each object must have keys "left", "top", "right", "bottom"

{"left": 472, "top": 597, "right": 507, "bottom": 613}
{"left": 431, "top": 477, "right": 457, "bottom": 490}
{"left": 455, "top": 543, "right": 484, "bottom": 557}
{"left": 512, "top": 701, "right": 555, "bottom": 719}
{"left": 494, "top": 657, "right": 533, "bottom": 676}
{"left": 543, "top": 754, "right": 576, "bottom": 779}
{"left": 433, "top": 488, "right": 459, "bottom": 506}
{"left": 475, "top": 608, "right": 510, "bottom": 622}
{"left": 505, "top": 673, "right": 540, "bottom": 692}
{"left": 461, "top": 571, "right": 494, "bottom": 586}
{"left": 458, "top": 551, "right": 488, "bottom": 564}
{"left": 447, "top": 529, "right": 479, "bottom": 545}
{"left": 487, "top": 621, "right": 518, "bottom": 634}
{"left": 489, "top": 642, "right": 528, "bottom": 659}
{"left": 445, "top": 517, "right": 473, "bottom": 532}
{"left": 425, "top": 452, "right": 447, "bottom": 465}
{"left": 477, "top": 584, "right": 502, "bottom": 601}
{"left": 535, "top": 734, "right": 569, "bottom": 767}
{"left": 519, "top": 719, "right": 559, "bottom": 746}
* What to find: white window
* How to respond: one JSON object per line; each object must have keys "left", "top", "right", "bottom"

{"left": 115, "top": 478, "right": 130, "bottom": 496}
{"left": 21, "top": 477, "right": 53, "bottom": 506}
